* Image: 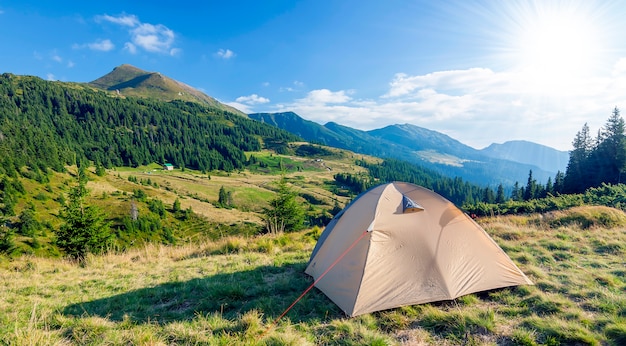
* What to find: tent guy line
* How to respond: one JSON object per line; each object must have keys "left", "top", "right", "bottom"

{"left": 262, "top": 229, "right": 370, "bottom": 337}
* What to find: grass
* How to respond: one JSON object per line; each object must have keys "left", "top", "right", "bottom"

{"left": 1, "top": 206, "right": 625, "bottom": 345}
{"left": 3, "top": 146, "right": 361, "bottom": 257}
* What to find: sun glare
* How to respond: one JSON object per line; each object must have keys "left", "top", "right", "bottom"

{"left": 496, "top": 1, "right": 608, "bottom": 95}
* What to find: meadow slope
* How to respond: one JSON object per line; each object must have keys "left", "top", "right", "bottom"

{"left": 1, "top": 206, "right": 625, "bottom": 345}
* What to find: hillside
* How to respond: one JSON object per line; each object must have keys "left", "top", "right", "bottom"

{"left": 0, "top": 143, "right": 372, "bottom": 257}
{"left": 0, "top": 73, "right": 298, "bottom": 175}
{"left": 250, "top": 112, "right": 559, "bottom": 186}
{"left": 2, "top": 207, "right": 625, "bottom": 344}
{"left": 88, "top": 64, "right": 246, "bottom": 116}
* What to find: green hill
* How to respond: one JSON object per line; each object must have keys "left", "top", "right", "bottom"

{"left": 89, "top": 64, "right": 246, "bottom": 116}
{"left": 0, "top": 73, "right": 297, "bottom": 175}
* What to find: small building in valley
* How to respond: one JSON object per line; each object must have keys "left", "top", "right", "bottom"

{"left": 163, "top": 163, "right": 174, "bottom": 171}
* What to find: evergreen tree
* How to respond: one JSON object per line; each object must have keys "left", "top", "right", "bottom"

{"left": 217, "top": 186, "right": 233, "bottom": 208}
{"left": 18, "top": 207, "right": 40, "bottom": 237}
{"left": 482, "top": 187, "right": 495, "bottom": 204}
{"left": 565, "top": 108, "right": 626, "bottom": 191}
{"left": 596, "top": 107, "right": 626, "bottom": 184}
{"left": 544, "top": 177, "right": 553, "bottom": 197}
{"left": 564, "top": 123, "right": 592, "bottom": 193}
{"left": 56, "top": 177, "right": 112, "bottom": 261}
{"left": 172, "top": 198, "right": 181, "bottom": 213}
{"left": 524, "top": 170, "right": 537, "bottom": 201}
{"left": 553, "top": 171, "right": 565, "bottom": 194}
{"left": 0, "top": 218, "right": 15, "bottom": 254}
{"left": 495, "top": 184, "right": 507, "bottom": 204}
{"left": 510, "top": 182, "right": 522, "bottom": 201}
{"left": 262, "top": 176, "right": 305, "bottom": 234}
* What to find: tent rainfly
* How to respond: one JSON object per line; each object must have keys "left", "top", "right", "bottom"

{"left": 305, "top": 182, "right": 532, "bottom": 317}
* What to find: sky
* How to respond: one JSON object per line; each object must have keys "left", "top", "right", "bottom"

{"left": 2, "top": 1, "right": 626, "bottom": 151}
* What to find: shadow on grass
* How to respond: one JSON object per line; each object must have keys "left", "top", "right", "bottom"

{"left": 62, "top": 262, "right": 343, "bottom": 325}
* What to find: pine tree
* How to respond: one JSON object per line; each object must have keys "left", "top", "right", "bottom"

{"left": 262, "top": 176, "right": 305, "bottom": 234}
{"left": 56, "top": 177, "right": 112, "bottom": 261}
{"left": 553, "top": 171, "right": 565, "bottom": 194}
{"left": 495, "top": 184, "right": 507, "bottom": 204}
{"left": 172, "top": 198, "right": 181, "bottom": 213}
{"left": 510, "top": 182, "right": 522, "bottom": 201}
{"left": 597, "top": 107, "right": 626, "bottom": 184}
{"left": 524, "top": 170, "right": 537, "bottom": 201}
{"left": 564, "top": 123, "right": 592, "bottom": 193}
{"left": 217, "top": 186, "right": 233, "bottom": 208}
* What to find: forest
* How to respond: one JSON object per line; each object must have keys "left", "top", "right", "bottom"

{"left": 0, "top": 73, "right": 300, "bottom": 177}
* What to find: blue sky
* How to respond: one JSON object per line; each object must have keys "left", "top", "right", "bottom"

{"left": 2, "top": 1, "right": 626, "bottom": 150}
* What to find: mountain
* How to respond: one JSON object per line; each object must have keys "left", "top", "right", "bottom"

{"left": 249, "top": 112, "right": 562, "bottom": 186}
{"left": 479, "top": 140, "right": 569, "bottom": 173}
{"left": 89, "top": 64, "right": 246, "bottom": 116}
{"left": 248, "top": 112, "right": 346, "bottom": 146}
{"left": 249, "top": 113, "right": 410, "bottom": 161}
{"left": 368, "top": 123, "right": 479, "bottom": 159}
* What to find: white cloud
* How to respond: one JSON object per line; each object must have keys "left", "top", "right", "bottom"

{"left": 95, "top": 13, "right": 179, "bottom": 55}
{"left": 67, "top": 61, "right": 75, "bottom": 68}
{"left": 88, "top": 39, "right": 115, "bottom": 51}
{"left": 268, "top": 60, "right": 626, "bottom": 151}
{"left": 224, "top": 102, "right": 252, "bottom": 114}
{"left": 383, "top": 68, "right": 499, "bottom": 98}
{"left": 216, "top": 49, "right": 235, "bottom": 59}
{"left": 299, "top": 89, "right": 352, "bottom": 104}
{"left": 131, "top": 23, "right": 175, "bottom": 53}
{"left": 124, "top": 42, "right": 137, "bottom": 54}
{"left": 46, "top": 73, "right": 55, "bottom": 81}
{"left": 96, "top": 14, "right": 139, "bottom": 27}
{"left": 72, "top": 39, "right": 115, "bottom": 52}
{"left": 279, "top": 80, "right": 306, "bottom": 92}
{"left": 236, "top": 94, "right": 270, "bottom": 105}
{"left": 51, "top": 54, "right": 62, "bottom": 63}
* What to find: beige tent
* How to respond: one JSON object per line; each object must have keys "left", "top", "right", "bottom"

{"left": 305, "top": 182, "right": 532, "bottom": 317}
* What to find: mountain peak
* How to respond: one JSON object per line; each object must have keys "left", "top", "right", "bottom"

{"left": 88, "top": 65, "right": 245, "bottom": 116}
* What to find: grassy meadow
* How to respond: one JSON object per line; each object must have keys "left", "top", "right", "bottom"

{"left": 1, "top": 206, "right": 625, "bottom": 345}
{"left": 5, "top": 146, "right": 367, "bottom": 256}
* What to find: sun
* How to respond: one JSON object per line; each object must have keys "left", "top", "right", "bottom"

{"left": 500, "top": 2, "right": 607, "bottom": 94}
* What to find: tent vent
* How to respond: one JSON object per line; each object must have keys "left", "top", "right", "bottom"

{"left": 402, "top": 195, "right": 424, "bottom": 213}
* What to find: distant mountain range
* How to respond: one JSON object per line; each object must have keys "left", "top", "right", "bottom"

{"left": 249, "top": 112, "right": 569, "bottom": 186}
{"left": 86, "top": 64, "right": 570, "bottom": 187}
{"left": 89, "top": 64, "right": 245, "bottom": 116}
{"left": 480, "top": 140, "right": 569, "bottom": 174}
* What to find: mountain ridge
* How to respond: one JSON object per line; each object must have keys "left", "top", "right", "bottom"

{"left": 249, "top": 112, "right": 567, "bottom": 186}
{"left": 88, "top": 64, "right": 246, "bottom": 116}
{"left": 479, "top": 140, "right": 569, "bottom": 173}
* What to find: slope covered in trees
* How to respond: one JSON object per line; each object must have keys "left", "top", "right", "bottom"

{"left": 0, "top": 73, "right": 300, "bottom": 176}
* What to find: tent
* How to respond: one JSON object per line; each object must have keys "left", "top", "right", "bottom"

{"left": 305, "top": 182, "right": 532, "bottom": 317}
